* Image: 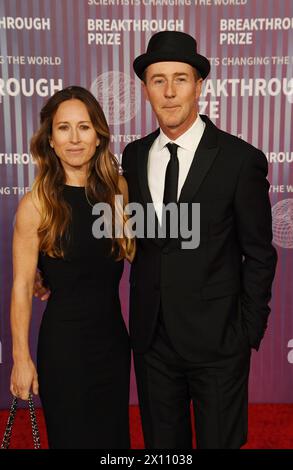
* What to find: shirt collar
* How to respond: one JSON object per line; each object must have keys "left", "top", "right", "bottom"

{"left": 157, "top": 115, "right": 205, "bottom": 153}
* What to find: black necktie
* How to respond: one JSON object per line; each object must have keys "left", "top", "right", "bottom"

{"left": 162, "top": 143, "right": 179, "bottom": 241}
{"left": 163, "top": 143, "right": 179, "bottom": 205}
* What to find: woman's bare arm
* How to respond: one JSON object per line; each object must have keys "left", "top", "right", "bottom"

{"left": 10, "top": 193, "right": 41, "bottom": 399}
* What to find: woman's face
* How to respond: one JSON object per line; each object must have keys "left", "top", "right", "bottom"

{"left": 49, "top": 98, "right": 100, "bottom": 173}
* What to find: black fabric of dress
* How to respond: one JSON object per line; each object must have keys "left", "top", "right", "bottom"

{"left": 37, "top": 185, "right": 130, "bottom": 449}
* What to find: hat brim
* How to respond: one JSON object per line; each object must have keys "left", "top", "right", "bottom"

{"left": 133, "top": 50, "right": 210, "bottom": 80}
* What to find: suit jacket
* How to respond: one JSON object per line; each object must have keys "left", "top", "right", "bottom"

{"left": 122, "top": 115, "right": 277, "bottom": 362}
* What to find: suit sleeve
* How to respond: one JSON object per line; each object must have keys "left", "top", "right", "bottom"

{"left": 234, "top": 149, "right": 277, "bottom": 350}
{"left": 121, "top": 143, "right": 131, "bottom": 180}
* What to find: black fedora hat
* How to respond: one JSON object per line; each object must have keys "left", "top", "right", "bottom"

{"left": 133, "top": 31, "right": 210, "bottom": 80}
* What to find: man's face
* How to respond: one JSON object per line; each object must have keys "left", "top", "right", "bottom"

{"left": 142, "top": 61, "right": 202, "bottom": 139}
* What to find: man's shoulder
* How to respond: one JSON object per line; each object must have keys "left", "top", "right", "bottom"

{"left": 217, "top": 128, "right": 267, "bottom": 174}
{"left": 202, "top": 114, "right": 261, "bottom": 157}
{"left": 214, "top": 124, "right": 264, "bottom": 161}
{"left": 124, "top": 129, "right": 159, "bottom": 152}
{"left": 122, "top": 129, "right": 159, "bottom": 171}
{"left": 202, "top": 116, "right": 266, "bottom": 172}
{"left": 219, "top": 128, "right": 253, "bottom": 149}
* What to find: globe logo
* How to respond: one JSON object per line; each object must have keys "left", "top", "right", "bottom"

{"left": 90, "top": 71, "right": 140, "bottom": 125}
{"left": 272, "top": 198, "right": 293, "bottom": 248}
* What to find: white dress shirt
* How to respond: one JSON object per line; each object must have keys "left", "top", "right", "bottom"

{"left": 147, "top": 115, "right": 205, "bottom": 223}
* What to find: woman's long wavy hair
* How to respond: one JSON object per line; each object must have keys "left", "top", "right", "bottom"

{"left": 30, "top": 85, "right": 135, "bottom": 261}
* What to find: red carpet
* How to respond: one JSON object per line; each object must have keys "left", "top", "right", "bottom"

{"left": 1, "top": 404, "right": 293, "bottom": 449}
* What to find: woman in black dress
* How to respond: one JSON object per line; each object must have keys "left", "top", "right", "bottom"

{"left": 9, "top": 86, "right": 135, "bottom": 449}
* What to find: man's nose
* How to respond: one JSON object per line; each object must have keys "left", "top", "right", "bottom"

{"left": 164, "top": 80, "right": 176, "bottom": 98}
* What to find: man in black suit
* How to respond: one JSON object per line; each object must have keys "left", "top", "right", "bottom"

{"left": 122, "top": 31, "right": 277, "bottom": 449}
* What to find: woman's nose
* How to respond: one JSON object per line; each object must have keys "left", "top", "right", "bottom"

{"left": 70, "top": 128, "right": 80, "bottom": 143}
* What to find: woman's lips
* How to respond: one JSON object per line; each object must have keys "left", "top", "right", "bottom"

{"left": 67, "top": 148, "right": 84, "bottom": 153}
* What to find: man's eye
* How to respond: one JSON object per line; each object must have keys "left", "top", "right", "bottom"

{"left": 154, "top": 79, "right": 164, "bottom": 85}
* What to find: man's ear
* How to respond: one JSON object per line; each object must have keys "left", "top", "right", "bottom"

{"left": 142, "top": 81, "right": 150, "bottom": 102}
{"left": 195, "top": 78, "right": 203, "bottom": 100}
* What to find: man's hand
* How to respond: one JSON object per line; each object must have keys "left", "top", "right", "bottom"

{"left": 33, "top": 270, "right": 50, "bottom": 301}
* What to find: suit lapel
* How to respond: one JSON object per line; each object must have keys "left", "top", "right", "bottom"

{"left": 178, "top": 115, "right": 220, "bottom": 204}
{"left": 136, "top": 129, "right": 165, "bottom": 248}
{"left": 136, "top": 117, "right": 220, "bottom": 249}
{"left": 137, "top": 129, "right": 159, "bottom": 206}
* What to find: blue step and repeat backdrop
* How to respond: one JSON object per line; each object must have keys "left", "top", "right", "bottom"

{"left": 0, "top": 0, "right": 293, "bottom": 407}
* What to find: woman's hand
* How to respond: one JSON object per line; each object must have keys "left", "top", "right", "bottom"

{"left": 33, "top": 270, "right": 51, "bottom": 301}
{"left": 10, "top": 359, "right": 39, "bottom": 400}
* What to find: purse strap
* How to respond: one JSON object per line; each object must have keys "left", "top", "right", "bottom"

{"left": 1, "top": 393, "right": 41, "bottom": 449}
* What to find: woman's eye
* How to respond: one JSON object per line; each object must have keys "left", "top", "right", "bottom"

{"left": 80, "top": 125, "right": 90, "bottom": 130}
{"left": 58, "top": 125, "right": 68, "bottom": 131}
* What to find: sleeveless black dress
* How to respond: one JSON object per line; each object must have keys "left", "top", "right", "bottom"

{"left": 37, "top": 185, "right": 130, "bottom": 449}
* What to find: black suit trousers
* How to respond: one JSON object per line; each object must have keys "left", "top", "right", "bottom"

{"left": 134, "top": 315, "right": 251, "bottom": 449}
